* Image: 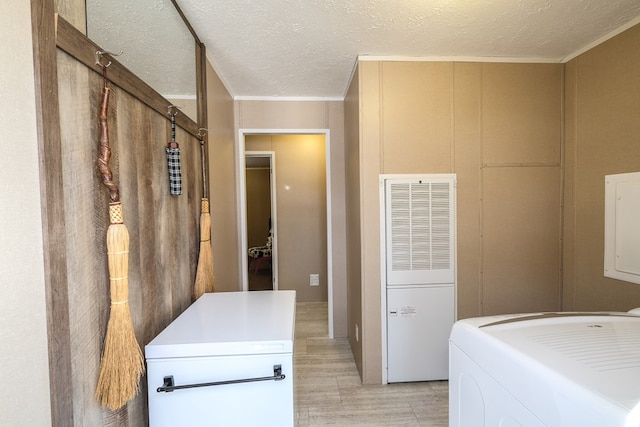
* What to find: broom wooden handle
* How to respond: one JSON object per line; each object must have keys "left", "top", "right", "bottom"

{"left": 200, "top": 137, "right": 208, "bottom": 198}
{"left": 97, "top": 70, "right": 120, "bottom": 203}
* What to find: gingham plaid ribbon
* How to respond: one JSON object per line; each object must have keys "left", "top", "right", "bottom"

{"left": 166, "top": 147, "right": 182, "bottom": 195}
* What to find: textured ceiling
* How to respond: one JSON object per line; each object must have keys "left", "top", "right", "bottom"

{"left": 91, "top": 1, "right": 640, "bottom": 101}
{"left": 175, "top": 0, "right": 640, "bottom": 99}
{"left": 87, "top": 0, "right": 196, "bottom": 98}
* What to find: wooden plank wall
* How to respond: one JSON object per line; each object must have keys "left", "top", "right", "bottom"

{"left": 31, "top": 1, "right": 75, "bottom": 423}
{"left": 57, "top": 49, "right": 201, "bottom": 425}
{"left": 40, "top": 16, "right": 204, "bottom": 427}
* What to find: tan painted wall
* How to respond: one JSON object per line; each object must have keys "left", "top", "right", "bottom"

{"left": 479, "top": 63, "right": 563, "bottom": 315}
{"left": 246, "top": 167, "right": 272, "bottom": 248}
{"left": 206, "top": 60, "right": 240, "bottom": 292}
{"left": 1, "top": 3, "right": 52, "bottom": 425}
{"left": 563, "top": 24, "right": 640, "bottom": 311}
{"left": 349, "top": 60, "right": 563, "bottom": 383}
{"left": 345, "top": 63, "right": 363, "bottom": 376}
{"left": 359, "top": 62, "right": 384, "bottom": 384}
{"left": 246, "top": 135, "right": 327, "bottom": 302}
{"left": 236, "top": 100, "right": 348, "bottom": 336}
{"left": 452, "top": 63, "right": 483, "bottom": 319}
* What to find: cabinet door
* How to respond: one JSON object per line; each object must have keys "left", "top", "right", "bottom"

{"left": 387, "top": 285, "right": 454, "bottom": 382}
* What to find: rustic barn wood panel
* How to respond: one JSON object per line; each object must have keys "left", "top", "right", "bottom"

{"left": 36, "top": 12, "right": 205, "bottom": 426}
{"left": 55, "top": 17, "right": 200, "bottom": 138}
{"left": 57, "top": 50, "right": 103, "bottom": 427}
{"left": 31, "top": 1, "right": 75, "bottom": 425}
{"left": 66, "top": 62, "right": 201, "bottom": 426}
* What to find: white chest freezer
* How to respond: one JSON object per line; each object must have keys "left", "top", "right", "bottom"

{"left": 450, "top": 311, "right": 640, "bottom": 427}
{"left": 145, "top": 291, "right": 296, "bottom": 427}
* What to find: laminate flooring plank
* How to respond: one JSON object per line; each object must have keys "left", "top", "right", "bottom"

{"left": 293, "top": 302, "right": 449, "bottom": 427}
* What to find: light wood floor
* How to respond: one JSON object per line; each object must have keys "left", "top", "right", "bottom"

{"left": 294, "top": 302, "right": 449, "bottom": 426}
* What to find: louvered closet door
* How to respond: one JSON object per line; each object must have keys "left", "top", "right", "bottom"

{"left": 385, "top": 176, "right": 455, "bottom": 286}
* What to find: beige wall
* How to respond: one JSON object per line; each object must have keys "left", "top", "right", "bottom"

{"left": 452, "top": 63, "right": 483, "bottom": 319}
{"left": 246, "top": 135, "right": 327, "bottom": 302}
{"left": 563, "top": 24, "right": 640, "bottom": 311}
{"left": 349, "top": 28, "right": 640, "bottom": 383}
{"left": 479, "top": 63, "right": 563, "bottom": 315}
{"left": 345, "top": 64, "right": 363, "bottom": 377}
{"left": 236, "top": 100, "right": 348, "bottom": 336}
{"left": 348, "top": 60, "right": 564, "bottom": 383}
{"left": 359, "top": 61, "right": 385, "bottom": 384}
{"left": 246, "top": 167, "right": 272, "bottom": 248}
{"left": 206, "top": 60, "right": 240, "bottom": 292}
{"left": 1, "top": 3, "right": 52, "bottom": 425}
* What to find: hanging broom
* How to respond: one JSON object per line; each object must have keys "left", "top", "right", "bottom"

{"left": 194, "top": 128, "right": 216, "bottom": 299}
{"left": 94, "top": 61, "right": 145, "bottom": 411}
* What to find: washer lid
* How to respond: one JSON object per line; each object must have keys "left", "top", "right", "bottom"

{"left": 145, "top": 291, "right": 296, "bottom": 359}
{"left": 451, "top": 313, "right": 640, "bottom": 419}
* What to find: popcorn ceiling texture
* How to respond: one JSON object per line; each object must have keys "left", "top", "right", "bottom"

{"left": 87, "top": 0, "right": 197, "bottom": 99}
{"left": 97, "top": 0, "right": 640, "bottom": 98}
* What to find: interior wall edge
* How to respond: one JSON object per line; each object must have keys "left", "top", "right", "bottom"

{"left": 31, "top": 0, "right": 74, "bottom": 423}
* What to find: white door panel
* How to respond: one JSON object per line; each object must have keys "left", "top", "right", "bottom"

{"left": 387, "top": 286, "right": 454, "bottom": 382}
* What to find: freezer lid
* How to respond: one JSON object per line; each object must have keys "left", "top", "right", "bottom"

{"left": 145, "top": 291, "right": 295, "bottom": 359}
{"left": 450, "top": 312, "right": 640, "bottom": 411}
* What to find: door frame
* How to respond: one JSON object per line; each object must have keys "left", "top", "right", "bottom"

{"left": 237, "top": 128, "right": 335, "bottom": 338}
{"left": 245, "top": 151, "right": 278, "bottom": 289}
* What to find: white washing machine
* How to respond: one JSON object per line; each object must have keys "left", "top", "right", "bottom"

{"left": 449, "top": 310, "right": 640, "bottom": 427}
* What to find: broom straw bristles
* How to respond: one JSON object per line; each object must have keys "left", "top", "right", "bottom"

{"left": 194, "top": 198, "right": 216, "bottom": 299}
{"left": 95, "top": 300, "right": 145, "bottom": 410}
{"left": 95, "top": 208, "right": 144, "bottom": 410}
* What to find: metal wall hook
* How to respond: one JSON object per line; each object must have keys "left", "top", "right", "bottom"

{"left": 197, "top": 128, "right": 208, "bottom": 140}
{"left": 95, "top": 50, "right": 123, "bottom": 68}
{"left": 168, "top": 105, "right": 182, "bottom": 116}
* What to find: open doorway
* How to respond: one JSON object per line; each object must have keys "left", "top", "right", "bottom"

{"left": 239, "top": 132, "right": 333, "bottom": 335}
{"left": 245, "top": 152, "right": 276, "bottom": 291}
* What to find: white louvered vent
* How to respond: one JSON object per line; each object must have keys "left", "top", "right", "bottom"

{"left": 386, "top": 176, "right": 455, "bottom": 286}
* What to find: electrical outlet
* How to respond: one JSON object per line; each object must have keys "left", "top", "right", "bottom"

{"left": 355, "top": 324, "right": 359, "bottom": 342}
{"left": 310, "top": 273, "right": 319, "bottom": 286}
